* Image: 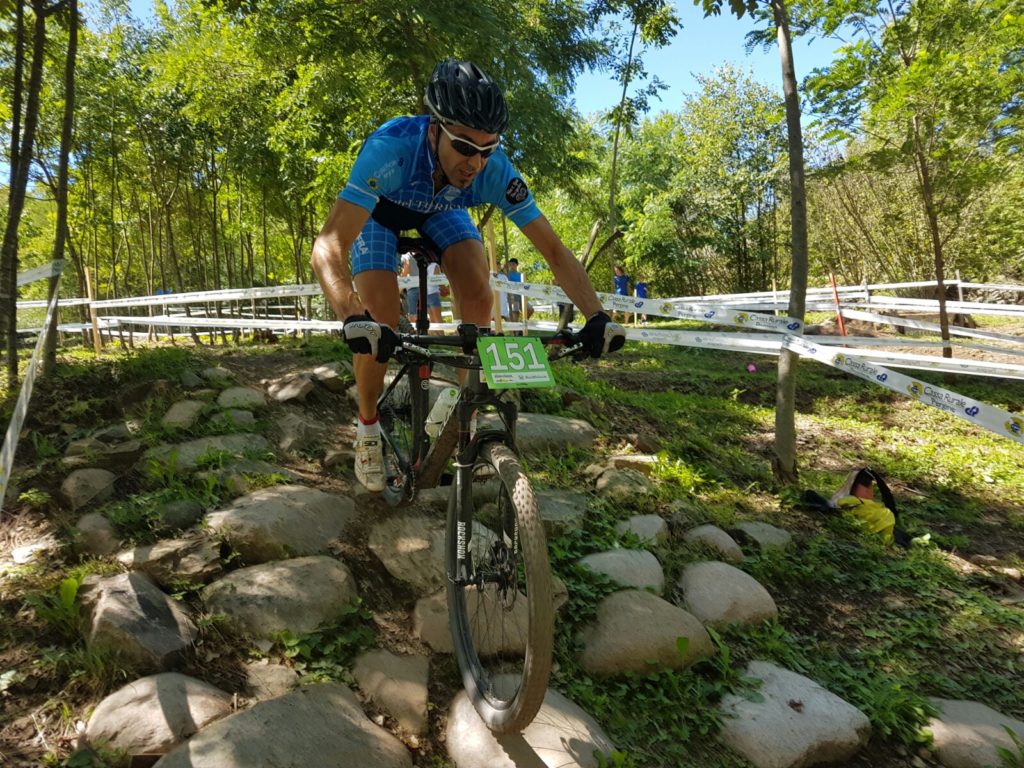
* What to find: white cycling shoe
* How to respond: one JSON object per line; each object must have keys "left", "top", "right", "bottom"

{"left": 354, "top": 433, "right": 385, "bottom": 492}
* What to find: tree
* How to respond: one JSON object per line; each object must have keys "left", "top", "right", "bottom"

{"left": 803, "top": 0, "right": 1024, "bottom": 359}
{"left": 42, "top": 0, "right": 77, "bottom": 373}
{"left": 694, "top": 0, "right": 810, "bottom": 484}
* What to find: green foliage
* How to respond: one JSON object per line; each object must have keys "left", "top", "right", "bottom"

{"left": 998, "top": 727, "right": 1024, "bottom": 768}
{"left": 18, "top": 487, "right": 54, "bottom": 509}
{"left": 275, "top": 600, "right": 377, "bottom": 682}
{"left": 25, "top": 577, "right": 83, "bottom": 642}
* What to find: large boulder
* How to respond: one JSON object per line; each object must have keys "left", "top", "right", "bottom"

{"left": 202, "top": 556, "right": 358, "bottom": 639}
{"left": 144, "top": 434, "right": 271, "bottom": 472}
{"left": 161, "top": 400, "right": 205, "bottom": 430}
{"left": 928, "top": 698, "right": 1024, "bottom": 768}
{"left": 578, "top": 549, "right": 664, "bottom": 594}
{"left": 353, "top": 650, "right": 430, "bottom": 735}
{"left": 79, "top": 572, "right": 197, "bottom": 671}
{"left": 205, "top": 485, "right": 355, "bottom": 564}
{"left": 579, "top": 590, "right": 713, "bottom": 676}
{"left": 719, "top": 661, "right": 871, "bottom": 768}
{"left": 117, "top": 536, "right": 222, "bottom": 587}
{"left": 62, "top": 468, "right": 116, "bottom": 511}
{"left": 678, "top": 561, "right": 778, "bottom": 627}
{"left": 86, "top": 673, "right": 231, "bottom": 758}
{"left": 217, "top": 386, "right": 267, "bottom": 410}
{"left": 412, "top": 588, "right": 530, "bottom": 655}
{"left": 74, "top": 513, "right": 120, "bottom": 556}
{"left": 153, "top": 684, "right": 413, "bottom": 768}
{"left": 478, "top": 412, "right": 598, "bottom": 456}
{"left": 682, "top": 525, "right": 744, "bottom": 563}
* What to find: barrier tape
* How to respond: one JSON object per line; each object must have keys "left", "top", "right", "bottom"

{"left": 840, "top": 308, "right": 1024, "bottom": 346}
{"left": 861, "top": 296, "right": 1024, "bottom": 316}
{"left": 783, "top": 334, "right": 1024, "bottom": 446}
{"left": 1, "top": 264, "right": 64, "bottom": 506}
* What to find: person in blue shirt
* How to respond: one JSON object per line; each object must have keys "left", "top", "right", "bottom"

{"left": 613, "top": 264, "right": 630, "bottom": 322}
{"left": 311, "top": 60, "right": 625, "bottom": 492}
{"left": 634, "top": 275, "right": 648, "bottom": 325}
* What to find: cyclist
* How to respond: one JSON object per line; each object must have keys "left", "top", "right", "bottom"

{"left": 311, "top": 59, "right": 625, "bottom": 492}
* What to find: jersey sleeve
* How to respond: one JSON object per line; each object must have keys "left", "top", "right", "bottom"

{"left": 483, "top": 155, "right": 542, "bottom": 229}
{"left": 338, "top": 137, "right": 406, "bottom": 213}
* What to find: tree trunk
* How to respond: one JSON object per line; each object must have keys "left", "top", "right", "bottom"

{"left": 43, "top": 0, "right": 77, "bottom": 374}
{"left": 2, "top": 0, "right": 49, "bottom": 384}
{"left": 771, "top": 0, "right": 809, "bottom": 485}
{"left": 911, "top": 116, "right": 952, "bottom": 359}
{"left": 1, "top": 0, "right": 26, "bottom": 380}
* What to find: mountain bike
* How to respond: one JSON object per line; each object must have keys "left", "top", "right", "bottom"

{"left": 346, "top": 237, "right": 593, "bottom": 733}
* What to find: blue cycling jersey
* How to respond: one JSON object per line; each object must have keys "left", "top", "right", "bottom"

{"left": 339, "top": 115, "right": 542, "bottom": 229}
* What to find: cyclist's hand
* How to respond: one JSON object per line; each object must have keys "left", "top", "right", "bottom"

{"left": 579, "top": 311, "right": 626, "bottom": 358}
{"left": 343, "top": 313, "right": 399, "bottom": 363}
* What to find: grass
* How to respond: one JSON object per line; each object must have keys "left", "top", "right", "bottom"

{"left": 3, "top": 334, "right": 1022, "bottom": 767}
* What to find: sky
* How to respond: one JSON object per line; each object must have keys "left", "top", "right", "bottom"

{"left": 570, "top": 3, "right": 844, "bottom": 118}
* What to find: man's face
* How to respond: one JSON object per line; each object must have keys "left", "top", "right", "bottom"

{"left": 432, "top": 123, "right": 500, "bottom": 189}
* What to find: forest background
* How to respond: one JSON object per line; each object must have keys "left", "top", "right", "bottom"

{"left": 1, "top": 0, "right": 1023, "bottom": 339}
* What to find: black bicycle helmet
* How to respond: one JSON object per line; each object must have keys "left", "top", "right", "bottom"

{"left": 424, "top": 60, "right": 509, "bottom": 135}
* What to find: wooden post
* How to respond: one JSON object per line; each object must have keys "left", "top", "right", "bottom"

{"left": 83, "top": 262, "right": 102, "bottom": 353}
{"left": 955, "top": 269, "right": 964, "bottom": 304}
{"left": 830, "top": 271, "right": 847, "bottom": 337}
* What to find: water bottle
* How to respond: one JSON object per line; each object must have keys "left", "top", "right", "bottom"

{"left": 426, "top": 386, "right": 459, "bottom": 438}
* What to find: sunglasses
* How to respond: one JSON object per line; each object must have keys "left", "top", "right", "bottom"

{"left": 438, "top": 121, "right": 500, "bottom": 158}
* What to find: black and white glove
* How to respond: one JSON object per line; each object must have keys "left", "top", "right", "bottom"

{"left": 343, "top": 313, "right": 399, "bottom": 363}
{"left": 579, "top": 311, "right": 626, "bottom": 358}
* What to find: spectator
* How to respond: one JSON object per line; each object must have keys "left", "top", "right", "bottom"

{"left": 506, "top": 257, "right": 533, "bottom": 322}
{"left": 613, "top": 264, "right": 631, "bottom": 322}
{"left": 634, "top": 275, "right": 649, "bottom": 325}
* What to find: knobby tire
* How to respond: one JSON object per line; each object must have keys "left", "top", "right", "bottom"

{"left": 446, "top": 441, "right": 553, "bottom": 734}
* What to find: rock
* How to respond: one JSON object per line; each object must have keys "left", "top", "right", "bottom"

{"left": 578, "top": 550, "right": 664, "bottom": 594}
{"left": 311, "top": 363, "right": 350, "bottom": 393}
{"left": 446, "top": 682, "right": 614, "bottom": 768}
{"left": 323, "top": 447, "right": 353, "bottom": 470}
{"left": 682, "top": 525, "right": 744, "bottom": 563}
{"left": 93, "top": 422, "right": 135, "bottom": 443}
{"left": 79, "top": 572, "right": 197, "bottom": 671}
{"left": 200, "top": 366, "right": 232, "bottom": 383}
{"left": 153, "top": 684, "right": 412, "bottom": 768}
{"left": 210, "top": 409, "right": 257, "bottom": 431}
{"left": 478, "top": 412, "right": 598, "bottom": 456}
{"left": 143, "top": 434, "right": 271, "bottom": 472}
{"left": 86, "top": 673, "right": 231, "bottom": 758}
{"left": 91, "top": 440, "right": 146, "bottom": 473}
{"left": 65, "top": 437, "right": 107, "bottom": 457}
{"left": 412, "top": 589, "right": 529, "bottom": 655}
{"left": 266, "top": 373, "right": 316, "bottom": 403}
{"left": 595, "top": 468, "right": 654, "bottom": 504}
{"left": 719, "top": 661, "right": 871, "bottom": 768}
{"left": 244, "top": 661, "right": 300, "bottom": 700}
{"left": 615, "top": 514, "right": 669, "bottom": 545}
{"left": 276, "top": 411, "right": 327, "bottom": 453}
{"left": 627, "top": 429, "right": 662, "bottom": 454}
{"left": 679, "top": 561, "right": 778, "bottom": 627}
{"left": 119, "top": 379, "right": 172, "bottom": 410}
{"left": 216, "top": 386, "right": 267, "bottom": 410}
{"left": 117, "top": 536, "right": 222, "bottom": 587}
{"left": 353, "top": 650, "right": 430, "bottom": 735}
{"left": 579, "top": 590, "right": 713, "bottom": 676}
{"left": 368, "top": 513, "right": 497, "bottom": 595}
{"left": 180, "top": 371, "right": 205, "bottom": 390}
{"left": 729, "top": 521, "right": 792, "bottom": 551}
{"left": 535, "top": 489, "right": 590, "bottom": 536}
{"left": 202, "top": 556, "right": 358, "bottom": 639}
{"left": 608, "top": 454, "right": 659, "bottom": 476}
{"left": 75, "top": 513, "right": 120, "bottom": 556}
{"left": 62, "top": 468, "right": 116, "bottom": 511}
{"left": 205, "top": 485, "right": 354, "bottom": 564}
{"left": 161, "top": 400, "right": 206, "bottom": 430}
{"left": 155, "top": 499, "right": 205, "bottom": 531}
{"left": 928, "top": 698, "right": 1024, "bottom": 768}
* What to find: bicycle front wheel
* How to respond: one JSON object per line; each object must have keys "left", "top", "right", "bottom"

{"left": 446, "top": 441, "right": 553, "bottom": 734}
{"left": 378, "top": 368, "right": 424, "bottom": 507}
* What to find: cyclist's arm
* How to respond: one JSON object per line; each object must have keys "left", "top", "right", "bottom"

{"left": 311, "top": 199, "right": 372, "bottom": 320}
{"left": 519, "top": 215, "right": 602, "bottom": 319}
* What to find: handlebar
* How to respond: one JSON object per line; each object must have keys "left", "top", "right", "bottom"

{"left": 394, "top": 324, "right": 586, "bottom": 367}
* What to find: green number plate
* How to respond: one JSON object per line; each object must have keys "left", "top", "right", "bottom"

{"left": 477, "top": 336, "right": 555, "bottom": 389}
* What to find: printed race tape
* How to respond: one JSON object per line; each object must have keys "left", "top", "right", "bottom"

{"left": 1, "top": 267, "right": 64, "bottom": 505}
{"left": 497, "top": 279, "right": 804, "bottom": 335}
{"left": 783, "top": 334, "right": 1024, "bottom": 446}
{"left": 840, "top": 308, "right": 1024, "bottom": 346}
